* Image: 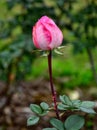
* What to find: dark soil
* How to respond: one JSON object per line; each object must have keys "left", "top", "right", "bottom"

{"left": 0, "top": 78, "right": 97, "bottom": 130}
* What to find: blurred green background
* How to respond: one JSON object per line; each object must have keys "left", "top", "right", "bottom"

{"left": 0, "top": 0, "right": 97, "bottom": 130}
{"left": 0, "top": 0, "right": 97, "bottom": 89}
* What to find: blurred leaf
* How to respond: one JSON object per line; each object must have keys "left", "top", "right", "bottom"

{"left": 40, "top": 102, "right": 49, "bottom": 110}
{"left": 39, "top": 111, "right": 48, "bottom": 116}
{"left": 64, "top": 115, "right": 85, "bottom": 130}
{"left": 79, "top": 107, "right": 96, "bottom": 114}
{"left": 30, "top": 104, "right": 42, "bottom": 114}
{"left": 43, "top": 128, "right": 57, "bottom": 130}
{"left": 80, "top": 101, "right": 95, "bottom": 108}
{"left": 27, "top": 116, "right": 40, "bottom": 126}
{"left": 72, "top": 100, "right": 81, "bottom": 107}
{"left": 60, "top": 95, "right": 72, "bottom": 106}
{"left": 79, "top": 101, "right": 96, "bottom": 114}
{"left": 58, "top": 103, "right": 69, "bottom": 110}
{"left": 50, "top": 118, "right": 64, "bottom": 130}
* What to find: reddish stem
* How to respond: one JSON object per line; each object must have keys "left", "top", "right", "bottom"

{"left": 48, "top": 50, "right": 60, "bottom": 119}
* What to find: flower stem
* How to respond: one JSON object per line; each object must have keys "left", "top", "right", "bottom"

{"left": 48, "top": 50, "right": 60, "bottom": 119}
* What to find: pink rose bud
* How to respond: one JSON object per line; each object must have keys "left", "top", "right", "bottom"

{"left": 32, "top": 16, "right": 63, "bottom": 50}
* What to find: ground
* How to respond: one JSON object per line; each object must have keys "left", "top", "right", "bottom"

{"left": 0, "top": 78, "right": 97, "bottom": 130}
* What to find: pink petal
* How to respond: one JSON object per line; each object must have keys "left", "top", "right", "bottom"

{"left": 32, "top": 26, "right": 40, "bottom": 49}
{"left": 39, "top": 16, "right": 56, "bottom": 26}
{"left": 42, "top": 22, "right": 63, "bottom": 49}
{"left": 35, "top": 22, "right": 51, "bottom": 50}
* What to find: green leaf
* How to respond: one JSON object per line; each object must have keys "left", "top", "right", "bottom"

{"left": 79, "top": 101, "right": 96, "bottom": 114}
{"left": 30, "top": 104, "right": 42, "bottom": 114}
{"left": 40, "top": 102, "right": 49, "bottom": 110}
{"left": 43, "top": 128, "right": 57, "bottom": 130}
{"left": 41, "top": 51, "right": 50, "bottom": 57}
{"left": 64, "top": 115, "right": 85, "bottom": 130}
{"left": 54, "top": 48, "right": 63, "bottom": 55}
{"left": 60, "top": 95, "right": 72, "bottom": 106}
{"left": 72, "top": 100, "right": 81, "bottom": 107}
{"left": 58, "top": 103, "right": 68, "bottom": 110}
{"left": 80, "top": 107, "right": 96, "bottom": 114}
{"left": 80, "top": 101, "right": 95, "bottom": 108}
{"left": 27, "top": 116, "right": 40, "bottom": 126}
{"left": 50, "top": 118, "right": 64, "bottom": 130}
{"left": 39, "top": 111, "right": 48, "bottom": 116}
